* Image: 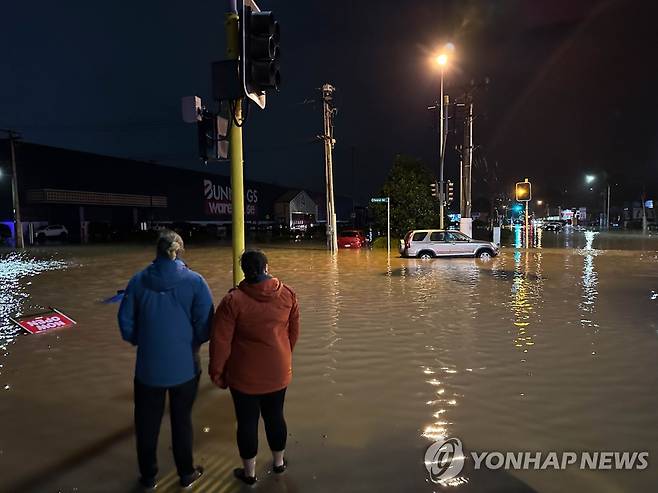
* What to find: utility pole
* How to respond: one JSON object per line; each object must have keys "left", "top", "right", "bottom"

{"left": 3, "top": 130, "right": 24, "bottom": 249}
{"left": 438, "top": 87, "right": 446, "bottom": 230}
{"left": 460, "top": 95, "right": 473, "bottom": 237}
{"left": 321, "top": 83, "right": 338, "bottom": 252}
{"left": 606, "top": 184, "right": 611, "bottom": 231}
{"left": 351, "top": 146, "right": 356, "bottom": 227}
{"left": 428, "top": 95, "right": 449, "bottom": 229}
{"left": 226, "top": 0, "right": 245, "bottom": 285}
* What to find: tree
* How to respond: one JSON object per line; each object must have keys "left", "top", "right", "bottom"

{"left": 371, "top": 155, "right": 439, "bottom": 237}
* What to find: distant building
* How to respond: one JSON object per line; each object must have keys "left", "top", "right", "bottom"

{"left": 0, "top": 141, "right": 339, "bottom": 243}
{"left": 274, "top": 190, "right": 318, "bottom": 230}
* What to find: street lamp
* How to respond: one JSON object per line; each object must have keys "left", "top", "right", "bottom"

{"left": 433, "top": 43, "right": 453, "bottom": 229}
{"left": 584, "top": 174, "right": 610, "bottom": 230}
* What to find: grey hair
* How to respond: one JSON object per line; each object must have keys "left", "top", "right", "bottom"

{"left": 156, "top": 229, "right": 184, "bottom": 260}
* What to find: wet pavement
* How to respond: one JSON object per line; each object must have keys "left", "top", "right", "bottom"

{"left": 1, "top": 231, "right": 658, "bottom": 492}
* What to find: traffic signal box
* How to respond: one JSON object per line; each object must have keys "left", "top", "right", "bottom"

{"left": 515, "top": 181, "right": 532, "bottom": 202}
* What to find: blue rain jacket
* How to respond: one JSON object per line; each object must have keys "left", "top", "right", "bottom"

{"left": 118, "top": 256, "right": 214, "bottom": 387}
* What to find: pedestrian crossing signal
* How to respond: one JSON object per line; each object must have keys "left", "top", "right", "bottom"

{"left": 515, "top": 181, "right": 531, "bottom": 202}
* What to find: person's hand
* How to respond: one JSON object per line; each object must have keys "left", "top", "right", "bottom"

{"left": 211, "top": 373, "right": 227, "bottom": 389}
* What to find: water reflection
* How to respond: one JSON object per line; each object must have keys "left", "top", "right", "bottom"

{"left": 510, "top": 249, "right": 544, "bottom": 356}
{"left": 534, "top": 226, "right": 543, "bottom": 248}
{"left": 323, "top": 255, "right": 340, "bottom": 385}
{"left": 0, "top": 251, "right": 68, "bottom": 351}
{"left": 579, "top": 232, "right": 600, "bottom": 355}
{"left": 406, "top": 261, "right": 480, "bottom": 488}
{"left": 514, "top": 225, "right": 523, "bottom": 248}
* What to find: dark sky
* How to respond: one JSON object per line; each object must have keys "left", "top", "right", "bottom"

{"left": 2, "top": 0, "right": 657, "bottom": 207}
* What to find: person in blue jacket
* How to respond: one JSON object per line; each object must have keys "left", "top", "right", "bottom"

{"left": 118, "top": 230, "right": 214, "bottom": 490}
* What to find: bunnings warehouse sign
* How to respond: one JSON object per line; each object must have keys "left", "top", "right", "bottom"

{"left": 203, "top": 179, "right": 258, "bottom": 217}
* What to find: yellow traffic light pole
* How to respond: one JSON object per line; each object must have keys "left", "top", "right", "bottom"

{"left": 515, "top": 179, "right": 532, "bottom": 248}
{"left": 226, "top": 3, "right": 245, "bottom": 286}
{"left": 524, "top": 178, "right": 530, "bottom": 248}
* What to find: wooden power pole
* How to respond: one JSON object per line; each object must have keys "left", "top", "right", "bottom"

{"left": 321, "top": 84, "right": 338, "bottom": 252}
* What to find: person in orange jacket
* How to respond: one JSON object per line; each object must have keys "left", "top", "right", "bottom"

{"left": 209, "top": 249, "right": 300, "bottom": 485}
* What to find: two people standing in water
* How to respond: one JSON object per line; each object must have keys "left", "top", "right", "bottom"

{"left": 118, "top": 230, "right": 300, "bottom": 489}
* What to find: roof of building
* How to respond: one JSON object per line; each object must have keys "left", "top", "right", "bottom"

{"left": 275, "top": 190, "right": 304, "bottom": 203}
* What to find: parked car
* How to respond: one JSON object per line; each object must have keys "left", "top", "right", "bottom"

{"left": 541, "top": 222, "right": 563, "bottom": 232}
{"left": 36, "top": 224, "right": 68, "bottom": 241}
{"left": 399, "top": 229, "right": 499, "bottom": 259}
{"left": 338, "top": 229, "right": 367, "bottom": 249}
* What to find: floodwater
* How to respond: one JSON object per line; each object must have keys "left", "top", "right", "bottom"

{"left": 1, "top": 231, "right": 658, "bottom": 493}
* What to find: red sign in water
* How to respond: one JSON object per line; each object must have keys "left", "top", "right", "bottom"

{"left": 12, "top": 310, "right": 76, "bottom": 334}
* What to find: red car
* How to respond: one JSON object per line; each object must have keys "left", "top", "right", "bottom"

{"left": 338, "top": 230, "right": 367, "bottom": 249}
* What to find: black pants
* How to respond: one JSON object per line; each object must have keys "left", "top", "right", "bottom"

{"left": 134, "top": 375, "right": 200, "bottom": 479}
{"left": 230, "top": 387, "right": 287, "bottom": 459}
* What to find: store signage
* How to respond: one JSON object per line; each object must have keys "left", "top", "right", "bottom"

{"left": 203, "top": 179, "right": 258, "bottom": 217}
{"left": 11, "top": 309, "right": 76, "bottom": 335}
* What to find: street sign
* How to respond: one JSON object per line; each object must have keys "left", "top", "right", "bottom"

{"left": 370, "top": 197, "right": 391, "bottom": 255}
{"left": 10, "top": 309, "right": 76, "bottom": 335}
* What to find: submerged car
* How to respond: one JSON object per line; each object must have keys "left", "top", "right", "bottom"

{"left": 400, "top": 229, "right": 499, "bottom": 259}
{"left": 338, "top": 229, "right": 367, "bottom": 248}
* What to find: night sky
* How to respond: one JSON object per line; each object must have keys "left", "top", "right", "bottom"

{"left": 2, "top": 0, "right": 657, "bottom": 208}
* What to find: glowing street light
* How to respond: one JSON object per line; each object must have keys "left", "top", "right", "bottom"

{"left": 431, "top": 43, "right": 453, "bottom": 229}
{"left": 536, "top": 200, "right": 543, "bottom": 206}
{"left": 585, "top": 173, "right": 610, "bottom": 230}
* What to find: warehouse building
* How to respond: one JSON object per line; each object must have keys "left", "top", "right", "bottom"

{"left": 0, "top": 141, "right": 339, "bottom": 243}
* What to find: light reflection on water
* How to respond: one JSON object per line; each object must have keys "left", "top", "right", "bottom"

{"left": 0, "top": 251, "right": 69, "bottom": 351}
{"left": 579, "top": 232, "right": 600, "bottom": 356}
{"left": 510, "top": 249, "right": 544, "bottom": 354}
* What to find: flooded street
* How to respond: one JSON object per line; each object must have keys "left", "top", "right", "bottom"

{"left": 2, "top": 232, "right": 658, "bottom": 492}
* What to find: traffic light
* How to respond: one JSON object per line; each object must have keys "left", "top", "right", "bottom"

{"left": 430, "top": 181, "right": 439, "bottom": 198}
{"left": 241, "top": 3, "right": 280, "bottom": 109}
{"left": 515, "top": 180, "right": 531, "bottom": 202}
{"left": 197, "top": 112, "right": 229, "bottom": 162}
{"left": 446, "top": 180, "right": 454, "bottom": 205}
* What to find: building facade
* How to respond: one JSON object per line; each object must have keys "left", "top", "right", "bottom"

{"left": 0, "top": 141, "right": 327, "bottom": 243}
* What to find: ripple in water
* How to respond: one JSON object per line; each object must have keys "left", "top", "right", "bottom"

{"left": 0, "top": 251, "right": 69, "bottom": 350}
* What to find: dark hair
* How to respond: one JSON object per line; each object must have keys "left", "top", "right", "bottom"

{"left": 156, "top": 229, "right": 184, "bottom": 260}
{"left": 240, "top": 249, "right": 268, "bottom": 281}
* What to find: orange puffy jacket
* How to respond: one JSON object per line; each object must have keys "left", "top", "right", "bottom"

{"left": 209, "top": 277, "right": 300, "bottom": 395}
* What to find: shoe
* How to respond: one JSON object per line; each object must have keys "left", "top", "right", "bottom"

{"left": 233, "top": 468, "right": 257, "bottom": 485}
{"left": 180, "top": 466, "right": 204, "bottom": 488}
{"left": 273, "top": 459, "right": 287, "bottom": 474}
{"left": 139, "top": 476, "right": 157, "bottom": 490}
